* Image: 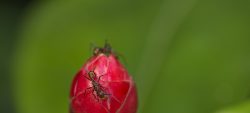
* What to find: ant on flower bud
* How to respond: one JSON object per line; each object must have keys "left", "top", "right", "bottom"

{"left": 93, "top": 41, "right": 112, "bottom": 56}
{"left": 83, "top": 68, "right": 110, "bottom": 101}
{"left": 92, "top": 41, "right": 127, "bottom": 66}
{"left": 70, "top": 41, "right": 138, "bottom": 113}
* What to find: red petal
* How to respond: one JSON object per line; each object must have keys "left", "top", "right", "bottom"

{"left": 118, "top": 82, "right": 138, "bottom": 113}
{"left": 71, "top": 92, "right": 109, "bottom": 113}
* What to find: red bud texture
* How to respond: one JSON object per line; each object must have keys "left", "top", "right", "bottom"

{"left": 70, "top": 46, "right": 138, "bottom": 113}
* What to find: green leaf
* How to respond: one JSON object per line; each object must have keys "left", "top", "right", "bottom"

{"left": 215, "top": 101, "right": 250, "bottom": 113}
{"left": 13, "top": 0, "right": 250, "bottom": 113}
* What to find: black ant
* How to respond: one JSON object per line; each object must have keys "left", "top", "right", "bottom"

{"left": 83, "top": 69, "right": 110, "bottom": 101}
{"left": 93, "top": 41, "right": 112, "bottom": 56}
{"left": 92, "top": 41, "right": 127, "bottom": 65}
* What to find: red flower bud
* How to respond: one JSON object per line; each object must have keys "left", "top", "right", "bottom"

{"left": 70, "top": 43, "right": 138, "bottom": 113}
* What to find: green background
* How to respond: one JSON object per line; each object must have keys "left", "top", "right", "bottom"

{"left": 1, "top": 0, "right": 250, "bottom": 113}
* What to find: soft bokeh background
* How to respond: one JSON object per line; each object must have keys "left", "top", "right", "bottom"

{"left": 1, "top": 0, "right": 250, "bottom": 113}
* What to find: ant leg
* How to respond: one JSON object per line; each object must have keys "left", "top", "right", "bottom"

{"left": 104, "top": 93, "right": 111, "bottom": 98}
{"left": 99, "top": 85, "right": 107, "bottom": 90}
{"left": 92, "top": 90, "right": 98, "bottom": 100}
{"left": 91, "top": 89, "right": 98, "bottom": 100}
{"left": 113, "top": 51, "right": 127, "bottom": 67}
{"left": 83, "top": 74, "right": 91, "bottom": 81}
{"left": 98, "top": 74, "right": 105, "bottom": 82}
{"left": 84, "top": 87, "right": 93, "bottom": 96}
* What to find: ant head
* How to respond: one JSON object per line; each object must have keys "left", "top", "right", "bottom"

{"left": 93, "top": 47, "right": 103, "bottom": 56}
{"left": 88, "top": 71, "right": 96, "bottom": 79}
{"left": 92, "top": 41, "right": 113, "bottom": 56}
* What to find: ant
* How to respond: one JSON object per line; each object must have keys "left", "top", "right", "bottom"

{"left": 93, "top": 41, "right": 112, "bottom": 56}
{"left": 83, "top": 68, "right": 110, "bottom": 101}
{"left": 92, "top": 41, "right": 127, "bottom": 65}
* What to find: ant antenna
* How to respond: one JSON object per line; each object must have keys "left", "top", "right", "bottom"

{"left": 103, "top": 40, "right": 112, "bottom": 56}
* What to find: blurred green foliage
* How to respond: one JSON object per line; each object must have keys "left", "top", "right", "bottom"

{"left": 11, "top": 0, "right": 250, "bottom": 113}
{"left": 215, "top": 101, "right": 250, "bottom": 113}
